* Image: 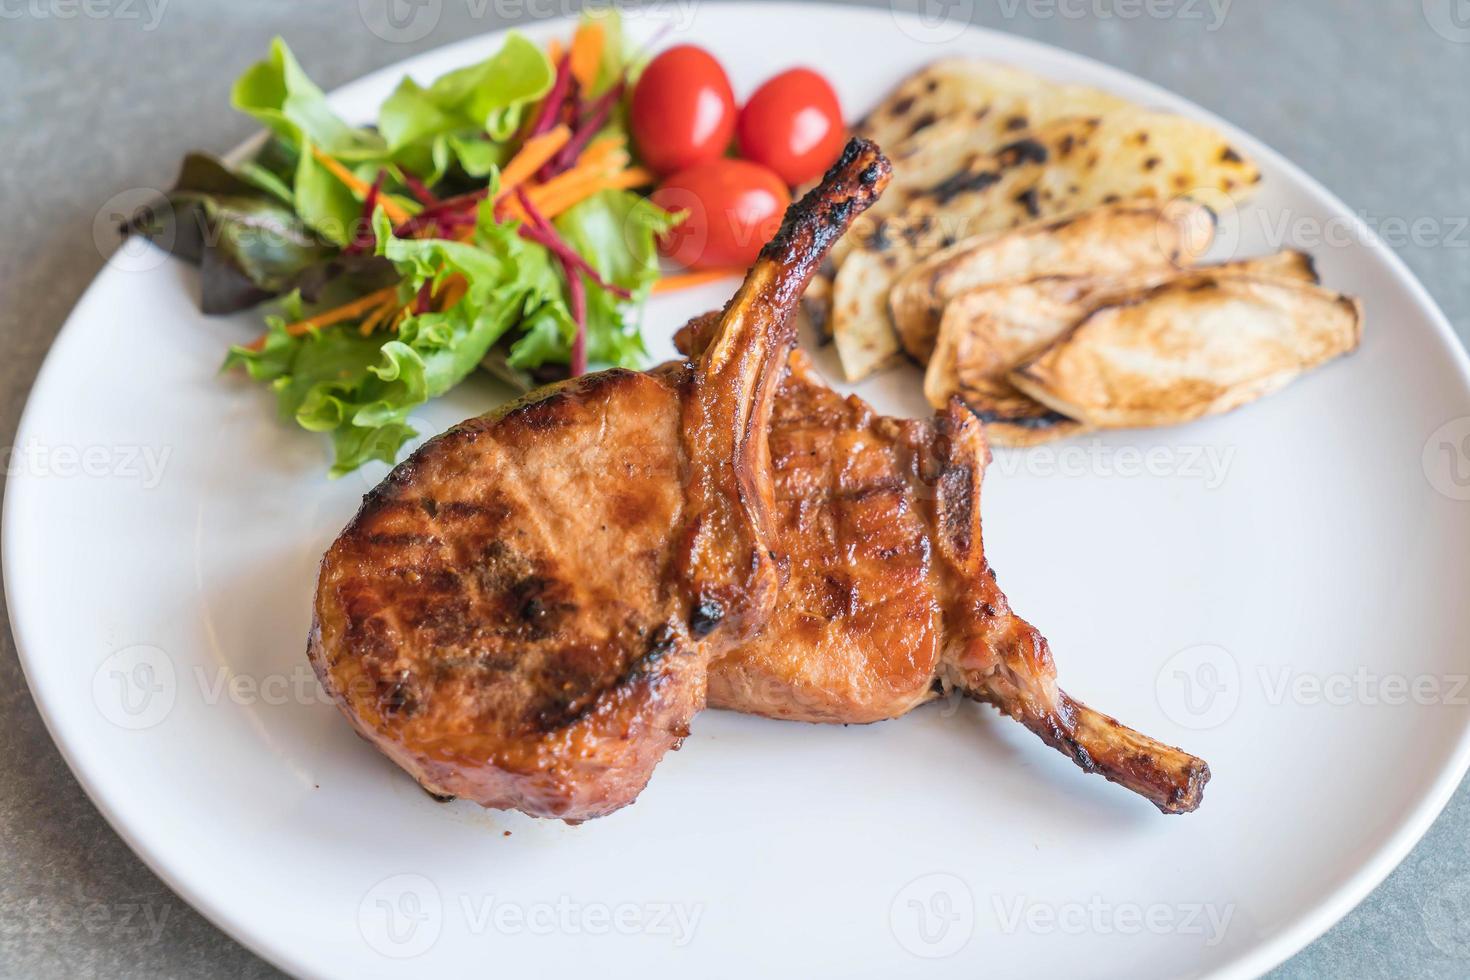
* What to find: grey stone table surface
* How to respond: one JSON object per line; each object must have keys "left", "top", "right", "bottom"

{"left": 1, "top": 0, "right": 1466, "bottom": 976}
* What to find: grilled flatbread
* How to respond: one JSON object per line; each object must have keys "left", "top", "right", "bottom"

{"left": 846, "top": 61, "right": 1134, "bottom": 248}
{"left": 854, "top": 60, "right": 1132, "bottom": 151}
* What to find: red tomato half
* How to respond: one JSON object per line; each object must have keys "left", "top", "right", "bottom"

{"left": 630, "top": 45, "right": 738, "bottom": 175}
{"left": 652, "top": 160, "right": 792, "bottom": 269}
{"left": 736, "top": 68, "right": 846, "bottom": 186}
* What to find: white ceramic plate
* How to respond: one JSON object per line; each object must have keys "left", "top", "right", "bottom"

{"left": 9, "top": 6, "right": 1470, "bottom": 978}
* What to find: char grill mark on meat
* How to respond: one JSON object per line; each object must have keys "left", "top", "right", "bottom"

{"left": 672, "top": 326, "right": 1209, "bottom": 814}
{"left": 309, "top": 141, "right": 892, "bottom": 822}
{"left": 680, "top": 139, "right": 895, "bottom": 642}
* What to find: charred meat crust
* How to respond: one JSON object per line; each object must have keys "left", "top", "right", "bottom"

{"left": 311, "top": 140, "right": 894, "bottom": 822}
{"left": 704, "top": 358, "right": 1211, "bottom": 813}
{"left": 760, "top": 139, "right": 892, "bottom": 288}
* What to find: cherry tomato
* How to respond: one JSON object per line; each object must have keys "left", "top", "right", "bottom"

{"left": 736, "top": 68, "right": 846, "bottom": 186}
{"left": 630, "top": 45, "right": 737, "bottom": 176}
{"left": 652, "top": 160, "right": 792, "bottom": 269}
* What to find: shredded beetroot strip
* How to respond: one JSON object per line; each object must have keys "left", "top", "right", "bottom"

{"left": 515, "top": 188, "right": 592, "bottom": 375}
{"left": 342, "top": 171, "right": 387, "bottom": 255}
{"left": 546, "top": 79, "right": 625, "bottom": 177}
{"left": 391, "top": 189, "right": 489, "bottom": 237}
{"left": 400, "top": 170, "right": 439, "bottom": 207}
{"left": 525, "top": 53, "right": 574, "bottom": 140}
{"left": 514, "top": 187, "right": 631, "bottom": 299}
{"left": 412, "top": 280, "right": 434, "bottom": 314}
{"left": 564, "top": 256, "right": 587, "bottom": 376}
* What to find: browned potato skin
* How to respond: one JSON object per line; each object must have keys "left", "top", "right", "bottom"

{"left": 891, "top": 200, "right": 1218, "bottom": 364}
{"left": 924, "top": 251, "right": 1321, "bottom": 446}
{"left": 1010, "top": 275, "right": 1362, "bottom": 429}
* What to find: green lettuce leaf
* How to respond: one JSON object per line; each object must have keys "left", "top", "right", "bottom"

{"left": 225, "top": 204, "right": 568, "bottom": 476}
{"left": 378, "top": 33, "right": 552, "bottom": 181}
{"left": 129, "top": 153, "right": 337, "bottom": 314}
{"left": 540, "top": 189, "right": 682, "bottom": 368}
{"left": 231, "top": 38, "right": 386, "bottom": 161}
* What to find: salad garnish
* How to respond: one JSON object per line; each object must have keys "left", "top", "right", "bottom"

{"left": 128, "top": 18, "right": 848, "bottom": 477}
{"left": 133, "top": 12, "right": 677, "bottom": 476}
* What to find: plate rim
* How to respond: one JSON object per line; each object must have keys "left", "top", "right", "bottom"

{"left": 7, "top": 5, "right": 1470, "bottom": 978}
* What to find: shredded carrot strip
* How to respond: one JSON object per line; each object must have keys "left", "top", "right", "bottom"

{"left": 239, "top": 285, "right": 401, "bottom": 350}
{"left": 497, "top": 125, "right": 571, "bottom": 196}
{"left": 437, "top": 275, "right": 468, "bottom": 311}
{"left": 651, "top": 268, "right": 744, "bottom": 294}
{"left": 605, "top": 167, "right": 655, "bottom": 189}
{"left": 310, "top": 148, "right": 412, "bottom": 225}
{"left": 281, "top": 286, "right": 400, "bottom": 335}
{"left": 526, "top": 163, "right": 604, "bottom": 206}
{"left": 357, "top": 299, "right": 397, "bottom": 337}
{"left": 546, "top": 37, "right": 564, "bottom": 64}
{"left": 578, "top": 134, "right": 627, "bottom": 171}
{"left": 528, "top": 165, "right": 655, "bottom": 218}
{"left": 569, "top": 20, "right": 604, "bottom": 92}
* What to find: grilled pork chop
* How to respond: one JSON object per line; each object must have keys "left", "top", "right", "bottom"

{"left": 310, "top": 140, "right": 892, "bottom": 821}
{"left": 674, "top": 320, "right": 1209, "bottom": 814}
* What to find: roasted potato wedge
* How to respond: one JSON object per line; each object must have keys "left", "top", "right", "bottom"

{"left": 832, "top": 110, "right": 1261, "bottom": 380}
{"left": 964, "top": 399, "right": 1089, "bottom": 448}
{"left": 924, "top": 253, "right": 1318, "bottom": 445}
{"left": 892, "top": 200, "right": 1218, "bottom": 363}
{"left": 1008, "top": 275, "right": 1362, "bottom": 429}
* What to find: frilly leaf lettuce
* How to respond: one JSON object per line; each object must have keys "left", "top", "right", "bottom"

{"left": 186, "top": 21, "right": 681, "bottom": 476}
{"left": 378, "top": 33, "right": 553, "bottom": 181}
{"left": 231, "top": 38, "right": 386, "bottom": 162}
{"left": 547, "top": 189, "right": 682, "bottom": 368}
{"left": 225, "top": 204, "right": 566, "bottom": 477}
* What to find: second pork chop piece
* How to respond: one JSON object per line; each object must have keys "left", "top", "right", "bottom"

{"left": 675, "top": 321, "right": 1210, "bottom": 814}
